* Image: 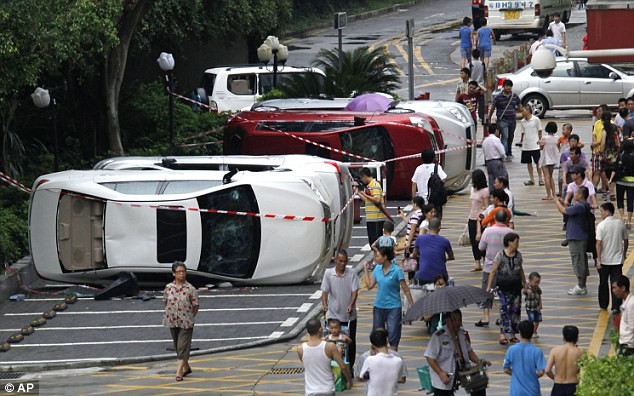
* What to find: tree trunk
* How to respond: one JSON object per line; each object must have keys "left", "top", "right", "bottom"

{"left": 0, "top": 100, "right": 18, "bottom": 176}
{"left": 103, "top": 0, "right": 154, "bottom": 155}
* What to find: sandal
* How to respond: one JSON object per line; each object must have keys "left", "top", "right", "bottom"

{"left": 176, "top": 376, "right": 183, "bottom": 381}
{"left": 524, "top": 180, "right": 535, "bottom": 186}
{"left": 509, "top": 337, "right": 520, "bottom": 343}
{"left": 541, "top": 197, "right": 554, "bottom": 201}
{"left": 539, "top": 180, "right": 545, "bottom": 186}
{"left": 183, "top": 368, "right": 192, "bottom": 377}
{"left": 499, "top": 338, "right": 509, "bottom": 345}
{"left": 474, "top": 320, "right": 489, "bottom": 327}
{"left": 627, "top": 223, "right": 632, "bottom": 230}
{"left": 470, "top": 267, "right": 483, "bottom": 272}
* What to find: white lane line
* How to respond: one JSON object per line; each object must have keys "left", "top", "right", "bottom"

{"left": 280, "top": 318, "right": 299, "bottom": 327}
{"left": 297, "top": 303, "right": 312, "bottom": 313}
{"left": 269, "top": 331, "right": 284, "bottom": 338}
{"left": 309, "top": 290, "right": 322, "bottom": 300}
{"left": 4, "top": 307, "right": 301, "bottom": 316}
{"left": 0, "top": 321, "right": 281, "bottom": 332}
{"left": 349, "top": 254, "right": 365, "bottom": 262}
{"left": 11, "top": 336, "right": 272, "bottom": 348}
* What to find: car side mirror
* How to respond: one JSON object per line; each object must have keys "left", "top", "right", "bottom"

{"left": 609, "top": 71, "right": 620, "bottom": 80}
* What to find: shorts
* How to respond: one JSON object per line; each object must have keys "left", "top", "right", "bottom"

{"left": 551, "top": 383, "right": 578, "bottom": 396}
{"left": 479, "top": 46, "right": 491, "bottom": 58}
{"left": 521, "top": 150, "right": 541, "bottom": 164}
{"left": 526, "top": 309, "right": 542, "bottom": 323}
{"left": 568, "top": 240, "right": 589, "bottom": 278}
{"left": 460, "top": 47, "right": 472, "bottom": 59}
{"left": 592, "top": 155, "right": 601, "bottom": 172}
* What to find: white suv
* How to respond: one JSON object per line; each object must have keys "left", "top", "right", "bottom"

{"left": 197, "top": 65, "right": 325, "bottom": 112}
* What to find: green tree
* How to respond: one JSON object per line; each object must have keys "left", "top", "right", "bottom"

{"left": 315, "top": 46, "right": 401, "bottom": 97}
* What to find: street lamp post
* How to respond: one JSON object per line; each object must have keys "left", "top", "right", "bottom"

{"left": 32, "top": 87, "right": 59, "bottom": 172}
{"left": 157, "top": 52, "right": 175, "bottom": 146}
{"left": 257, "top": 36, "right": 289, "bottom": 89}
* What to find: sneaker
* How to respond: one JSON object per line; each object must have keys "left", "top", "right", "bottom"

{"left": 561, "top": 239, "right": 569, "bottom": 247}
{"left": 568, "top": 285, "right": 587, "bottom": 295}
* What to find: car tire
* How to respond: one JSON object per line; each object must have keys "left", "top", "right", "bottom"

{"left": 494, "top": 31, "right": 501, "bottom": 41}
{"left": 523, "top": 94, "right": 548, "bottom": 118}
{"left": 562, "top": 11, "right": 569, "bottom": 24}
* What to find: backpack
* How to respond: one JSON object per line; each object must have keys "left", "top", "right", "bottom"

{"left": 427, "top": 163, "right": 448, "bottom": 206}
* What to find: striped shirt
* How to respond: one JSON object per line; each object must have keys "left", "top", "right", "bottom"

{"left": 364, "top": 179, "right": 386, "bottom": 222}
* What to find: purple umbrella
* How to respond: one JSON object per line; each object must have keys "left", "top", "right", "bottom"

{"left": 343, "top": 93, "right": 393, "bottom": 112}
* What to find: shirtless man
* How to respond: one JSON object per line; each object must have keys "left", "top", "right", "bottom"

{"left": 545, "top": 325, "right": 583, "bottom": 396}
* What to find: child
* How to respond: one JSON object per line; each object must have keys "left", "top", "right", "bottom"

{"left": 470, "top": 49, "right": 486, "bottom": 122}
{"left": 324, "top": 318, "right": 352, "bottom": 361}
{"left": 524, "top": 272, "right": 543, "bottom": 337}
{"left": 371, "top": 221, "right": 397, "bottom": 251}
{"left": 459, "top": 17, "right": 474, "bottom": 68}
{"left": 539, "top": 121, "right": 560, "bottom": 200}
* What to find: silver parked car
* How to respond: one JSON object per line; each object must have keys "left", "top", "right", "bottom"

{"left": 493, "top": 57, "right": 634, "bottom": 118}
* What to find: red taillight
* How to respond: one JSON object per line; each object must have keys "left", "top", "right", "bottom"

{"left": 535, "top": 4, "right": 540, "bottom": 16}
{"left": 497, "top": 77, "right": 508, "bottom": 89}
{"left": 472, "top": 0, "right": 481, "bottom": 5}
{"left": 484, "top": 5, "right": 489, "bottom": 17}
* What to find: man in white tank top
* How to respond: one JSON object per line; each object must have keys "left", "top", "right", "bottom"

{"left": 297, "top": 318, "right": 353, "bottom": 395}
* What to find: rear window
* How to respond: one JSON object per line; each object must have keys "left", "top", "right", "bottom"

{"left": 157, "top": 209, "right": 187, "bottom": 263}
{"left": 197, "top": 185, "right": 260, "bottom": 279}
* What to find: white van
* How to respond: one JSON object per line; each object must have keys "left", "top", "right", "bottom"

{"left": 484, "top": 0, "right": 573, "bottom": 40}
{"left": 197, "top": 65, "right": 325, "bottom": 112}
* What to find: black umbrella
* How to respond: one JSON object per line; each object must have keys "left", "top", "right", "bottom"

{"left": 403, "top": 285, "right": 492, "bottom": 323}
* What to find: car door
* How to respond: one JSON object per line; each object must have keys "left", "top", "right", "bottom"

{"left": 537, "top": 60, "right": 579, "bottom": 108}
{"left": 576, "top": 60, "right": 623, "bottom": 107}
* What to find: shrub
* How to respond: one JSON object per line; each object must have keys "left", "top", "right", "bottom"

{"left": 576, "top": 352, "right": 634, "bottom": 396}
{"left": 0, "top": 186, "right": 29, "bottom": 273}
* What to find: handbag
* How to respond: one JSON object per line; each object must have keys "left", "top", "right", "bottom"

{"left": 402, "top": 256, "right": 418, "bottom": 272}
{"left": 458, "top": 224, "right": 470, "bottom": 247}
{"left": 458, "top": 363, "right": 489, "bottom": 393}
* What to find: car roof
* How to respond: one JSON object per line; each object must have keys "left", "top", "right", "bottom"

{"left": 232, "top": 109, "right": 433, "bottom": 122}
{"left": 204, "top": 65, "right": 325, "bottom": 75}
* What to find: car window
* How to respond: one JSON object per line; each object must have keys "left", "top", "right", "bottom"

{"left": 162, "top": 180, "right": 222, "bottom": 194}
{"left": 340, "top": 125, "right": 395, "bottom": 183}
{"left": 530, "top": 61, "right": 575, "bottom": 78}
{"left": 197, "top": 185, "right": 260, "bottom": 279}
{"left": 101, "top": 181, "right": 160, "bottom": 194}
{"left": 227, "top": 74, "right": 256, "bottom": 95}
{"left": 202, "top": 73, "right": 217, "bottom": 95}
{"left": 576, "top": 61, "right": 612, "bottom": 79}
{"left": 256, "top": 121, "right": 353, "bottom": 132}
{"left": 157, "top": 209, "right": 187, "bottom": 263}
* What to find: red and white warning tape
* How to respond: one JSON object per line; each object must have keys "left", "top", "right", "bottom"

{"left": 0, "top": 171, "right": 32, "bottom": 194}
{"left": 50, "top": 189, "right": 356, "bottom": 223}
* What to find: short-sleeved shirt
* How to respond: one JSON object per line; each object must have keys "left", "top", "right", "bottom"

{"left": 479, "top": 224, "right": 513, "bottom": 271}
{"left": 503, "top": 342, "right": 546, "bottom": 396}
{"left": 481, "top": 206, "right": 512, "bottom": 228}
{"left": 457, "top": 92, "right": 480, "bottom": 122}
{"left": 478, "top": 27, "right": 493, "bottom": 49}
{"left": 364, "top": 178, "right": 387, "bottom": 222}
{"left": 548, "top": 21, "right": 566, "bottom": 43}
{"left": 321, "top": 267, "right": 360, "bottom": 322}
{"left": 592, "top": 120, "right": 604, "bottom": 155}
{"left": 411, "top": 163, "right": 447, "bottom": 202}
{"left": 359, "top": 352, "right": 404, "bottom": 396}
{"left": 524, "top": 285, "right": 542, "bottom": 311}
{"left": 566, "top": 180, "right": 596, "bottom": 207}
{"left": 565, "top": 200, "right": 590, "bottom": 241}
{"left": 372, "top": 263, "right": 405, "bottom": 309}
{"left": 539, "top": 134, "right": 560, "bottom": 166}
{"left": 469, "top": 187, "right": 490, "bottom": 220}
{"left": 518, "top": 116, "right": 542, "bottom": 151}
{"left": 596, "top": 216, "right": 628, "bottom": 265}
{"left": 355, "top": 348, "right": 407, "bottom": 381}
{"left": 424, "top": 326, "right": 473, "bottom": 391}
{"left": 414, "top": 233, "right": 452, "bottom": 282}
{"left": 163, "top": 281, "right": 199, "bottom": 329}
{"left": 492, "top": 92, "right": 521, "bottom": 122}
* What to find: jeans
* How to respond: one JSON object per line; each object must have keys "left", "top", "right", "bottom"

{"left": 597, "top": 264, "right": 623, "bottom": 310}
{"left": 372, "top": 307, "right": 402, "bottom": 348}
{"left": 486, "top": 159, "right": 508, "bottom": 192}
{"left": 366, "top": 220, "right": 385, "bottom": 246}
{"left": 497, "top": 119, "right": 516, "bottom": 157}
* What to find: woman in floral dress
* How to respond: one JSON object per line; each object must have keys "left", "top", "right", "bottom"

{"left": 163, "top": 261, "right": 199, "bottom": 381}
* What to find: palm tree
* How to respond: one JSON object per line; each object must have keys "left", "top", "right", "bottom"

{"left": 279, "top": 46, "right": 402, "bottom": 99}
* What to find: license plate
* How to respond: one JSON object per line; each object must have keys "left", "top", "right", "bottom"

{"left": 504, "top": 10, "right": 520, "bottom": 19}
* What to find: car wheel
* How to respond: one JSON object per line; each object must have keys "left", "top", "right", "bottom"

{"left": 494, "top": 31, "right": 501, "bottom": 41}
{"left": 562, "top": 11, "right": 569, "bottom": 24}
{"left": 523, "top": 94, "right": 548, "bottom": 118}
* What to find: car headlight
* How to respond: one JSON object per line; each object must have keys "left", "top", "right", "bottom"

{"left": 447, "top": 107, "right": 469, "bottom": 124}
{"left": 409, "top": 116, "right": 433, "bottom": 132}
{"left": 209, "top": 100, "right": 218, "bottom": 112}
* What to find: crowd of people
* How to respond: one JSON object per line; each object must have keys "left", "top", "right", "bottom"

{"left": 294, "top": 99, "right": 634, "bottom": 395}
